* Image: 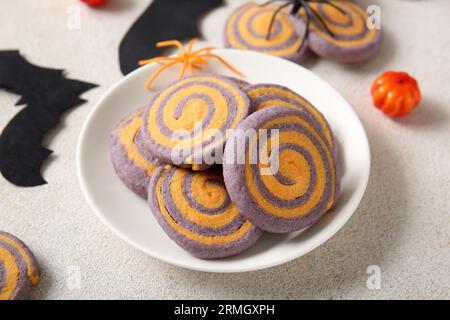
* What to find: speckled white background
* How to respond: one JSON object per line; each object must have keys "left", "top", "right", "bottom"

{"left": 0, "top": 0, "right": 449, "bottom": 300}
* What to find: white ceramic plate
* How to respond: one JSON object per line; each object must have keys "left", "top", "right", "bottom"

{"left": 77, "top": 49, "right": 370, "bottom": 273}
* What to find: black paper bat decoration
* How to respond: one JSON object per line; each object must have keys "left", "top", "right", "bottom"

{"left": 0, "top": 51, "right": 98, "bottom": 187}
{"left": 119, "top": 0, "right": 224, "bottom": 75}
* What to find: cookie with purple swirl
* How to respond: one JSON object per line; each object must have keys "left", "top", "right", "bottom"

{"left": 223, "top": 106, "right": 338, "bottom": 233}
{"left": 148, "top": 166, "right": 262, "bottom": 259}
{"left": 292, "top": 0, "right": 382, "bottom": 63}
{"left": 0, "top": 231, "right": 40, "bottom": 300}
{"left": 111, "top": 108, "right": 164, "bottom": 198}
{"left": 139, "top": 74, "right": 250, "bottom": 170}
{"left": 224, "top": 2, "right": 309, "bottom": 63}
{"left": 245, "top": 83, "right": 340, "bottom": 206}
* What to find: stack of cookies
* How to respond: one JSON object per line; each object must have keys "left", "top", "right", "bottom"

{"left": 111, "top": 73, "right": 340, "bottom": 259}
{"left": 224, "top": 1, "right": 382, "bottom": 64}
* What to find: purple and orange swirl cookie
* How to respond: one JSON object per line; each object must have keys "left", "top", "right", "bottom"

{"left": 111, "top": 108, "right": 163, "bottom": 198}
{"left": 140, "top": 74, "right": 250, "bottom": 170}
{"left": 246, "top": 83, "right": 334, "bottom": 148}
{"left": 245, "top": 83, "right": 340, "bottom": 206}
{"left": 148, "top": 166, "right": 262, "bottom": 259}
{"left": 223, "top": 106, "right": 338, "bottom": 233}
{"left": 0, "top": 231, "right": 40, "bottom": 300}
{"left": 224, "top": 2, "right": 309, "bottom": 63}
{"left": 293, "top": 0, "right": 381, "bottom": 63}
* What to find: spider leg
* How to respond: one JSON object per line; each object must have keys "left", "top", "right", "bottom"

{"left": 191, "top": 64, "right": 204, "bottom": 71}
{"left": 290, "top": 1, "right": 302, "bottom": 15}
{"left": 156, "top": 40, "right": 186, "bottom": 56}
{"left": 192, "top": 56, "right": 209, "bottom": 65}
{"left": 191, "top": 47, "right": 217, "bottom": 55}
{"left": 188, "top": 60, "right": 195, "bottom": 75}
{"left": 138, "top": 56, "right": 178, "bottom": 66}
{"left": 179, "top": 59, "right": 188, "bottom": 79}
{"left": 145, "top": 60, "right": 179, "bottom": 89}
{"left": 303, "top": 1, "right": 335, "bottom": 37}
{"left": 202, "top": 54, "right": 243, "bottom": 76}
{"left": 187, "top": 38, "right": 199, "bottom": 54}
{"left": 266, "top": 2, "right": 293, "bottom": 40}
{"left": 296, "top": 2, "right": 309, "bottom": 53}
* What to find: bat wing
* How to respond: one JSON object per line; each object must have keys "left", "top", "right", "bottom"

{"left": 0, "top": 51, "right": 98, "bottom": 187}
{"left": 119, "top": 0, "right": 224, "bottom": 75}
{"left": 0, "top": 107, "right": 53, "bottom": 186}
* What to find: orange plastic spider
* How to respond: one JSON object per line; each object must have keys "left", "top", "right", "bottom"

{"left": 139, "top": 39, "right": 243, "bottom": 89}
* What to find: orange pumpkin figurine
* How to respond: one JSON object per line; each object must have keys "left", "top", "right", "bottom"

{"left": 371, "top": 71, "right": 421, "bottom": 117}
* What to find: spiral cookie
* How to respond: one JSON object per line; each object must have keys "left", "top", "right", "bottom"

{"left": 140, "top": 74, "right": 250, "bottom": 170}
{"left": 246, "top": 83, "right": 334, "bottom": 148}
{"left": 293, "top": 0, "right": 381, "bottom": 63}
{"left": 224, "top": 2, "right": 309, "bottom": 63}
{"left": 111, "top": 108, "right": 163, "bottom": 198}
{"left": 148, "top": 166, "right": 262, "bottom": 259}
{"left": 245, "top": 83, "right": 340, "bottom": 205}
{"left": 223, "top": 106, "right": 337, "bottom": 233}
{"left": 0, "top": 231, "right": 40, "bottom": 300}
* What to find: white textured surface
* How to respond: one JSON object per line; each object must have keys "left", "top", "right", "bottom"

{"left": 0, "top": 0, "right": 449, "bottom": 299}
